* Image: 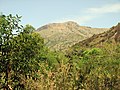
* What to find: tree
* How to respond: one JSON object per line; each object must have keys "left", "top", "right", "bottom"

{"left": 0, "top": 14, "right": 46, "bottom": 89}
{"left": 0, "top": 14, "right": 22, "bottom": 89}
{"left": 23, "top": 24, "right": 35, "bottom": 33}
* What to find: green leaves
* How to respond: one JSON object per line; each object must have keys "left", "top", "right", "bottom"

{"left": 0, "top": 13, "right": 119, "bottom": 90}
{"left": 0, "top": 14, "right": 47, "bottom": 89}
{"left": 23, "top": 24, "right": 35, "bottom": 34}
{"left": 0, "top": 14, "right": 23, "bottom": 89}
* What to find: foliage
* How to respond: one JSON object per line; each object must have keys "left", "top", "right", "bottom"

{"left": 0, "top": 14, "right": 47, "bottom": 89}
{"left": 23, "top": 24, "right": 35, "bottom": 33}
{"left": 24, "top": 44, "right": 120, "bottom": 90}
{"left": 0, "top": 14, "right": 120, "bottom": 90}
{"left": 0, "top": 14, "right": 23, "bottom": 89}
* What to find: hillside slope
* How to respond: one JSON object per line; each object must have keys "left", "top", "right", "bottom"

{"left": 73, "top": 23, "right": 120, "bottom": 48}
{"left": 36, "top": 21, "right": 108, "bottom": 51}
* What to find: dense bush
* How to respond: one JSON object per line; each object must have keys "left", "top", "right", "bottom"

{"left": 24, "top": 45, "right": 120, "bottom": 90}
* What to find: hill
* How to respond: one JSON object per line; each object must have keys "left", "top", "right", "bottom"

{"left": 66, "top": 23, "right": 120, "bottom": 90}
{"left": 36, "top": 21, "right": 108, "bottom": 51}
{"left": 72, "top": 23, "right": 120, "bottom": 48}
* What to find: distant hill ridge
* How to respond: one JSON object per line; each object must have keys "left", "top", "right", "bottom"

{"left": 36, "top": 21, "right": 109, "bottom": 51}
{"left": 38, "top": 21, "right": 80, "bottom": 30}
{"left": 73, "top": 23, "right": 120, "bottom": 48}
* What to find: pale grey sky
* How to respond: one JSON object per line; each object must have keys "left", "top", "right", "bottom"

{"left": 0, "top": 0, "right": 120, "bottom": 28}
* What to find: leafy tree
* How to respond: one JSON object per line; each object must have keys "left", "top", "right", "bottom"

{"left": 0, "top": 14, "right": 22, "bottom": 89}
{"left": 23, "top": 24, "right": 35, "bottom": 33}
{"left": 0, "top": 14, "right": 46, "bottom": 89}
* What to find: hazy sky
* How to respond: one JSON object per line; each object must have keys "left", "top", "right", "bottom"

{"left": 0, "top": 0, "right": 120, "bottom": 28}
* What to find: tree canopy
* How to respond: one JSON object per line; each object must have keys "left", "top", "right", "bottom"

{"left": 0, "top": 14, "right": 47, "bottom": 89}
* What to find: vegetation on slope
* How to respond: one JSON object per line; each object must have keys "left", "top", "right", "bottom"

{"left": 22, "top": 44, "right": 120, "bottom": 90}
{"left": 0, "top": 14, "right": 119, "bottom": 90}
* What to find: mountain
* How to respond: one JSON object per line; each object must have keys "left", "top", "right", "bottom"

{"left": 36, "top": 21, "right": 109, "bottom": 51}
{"left": 72, "top": 23, "right": 120, "bottom": 48}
